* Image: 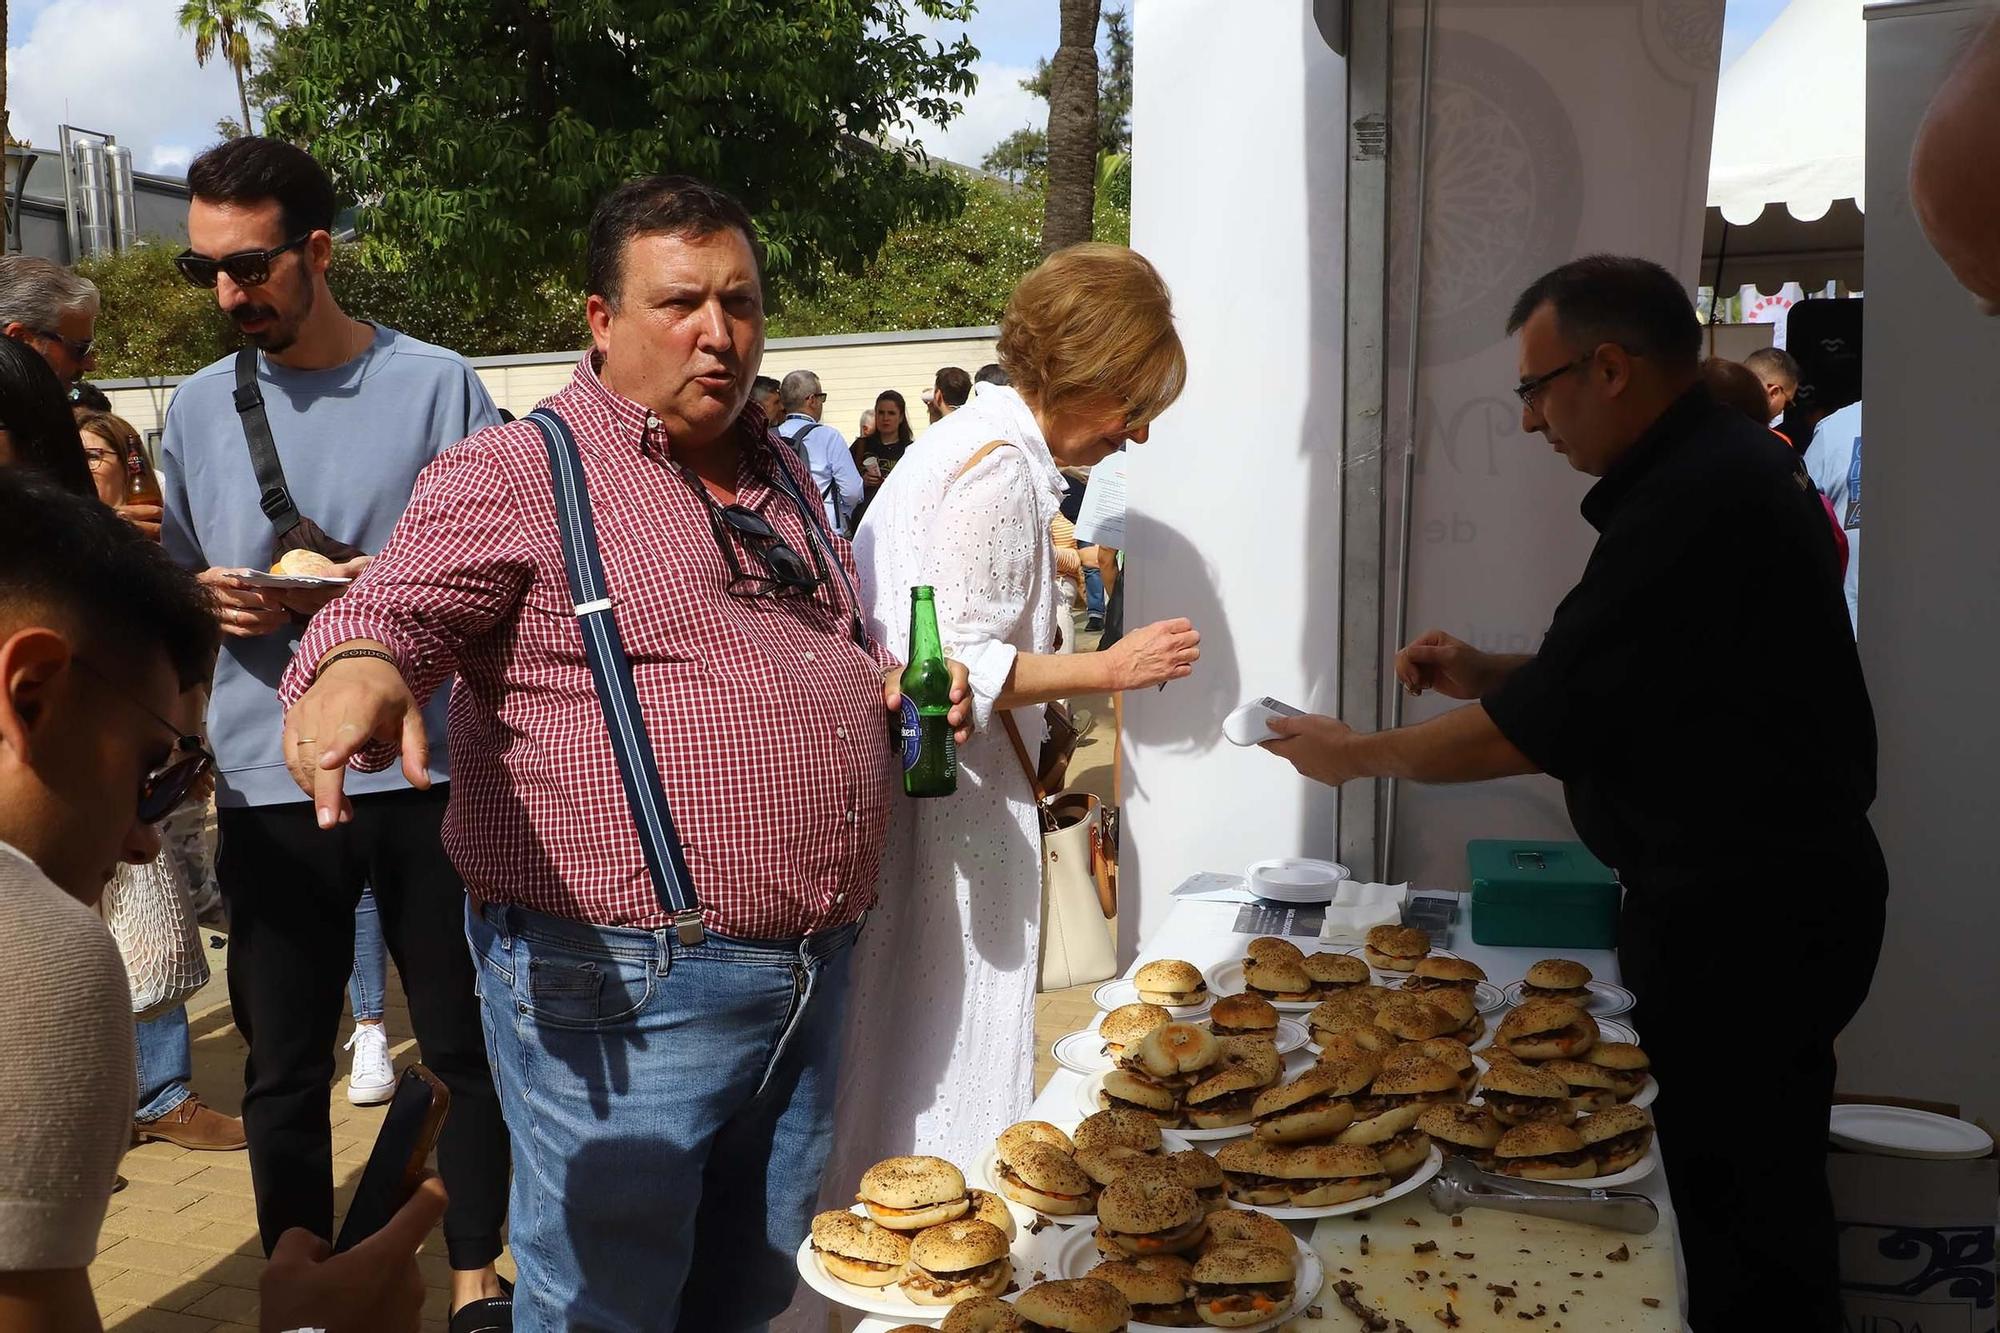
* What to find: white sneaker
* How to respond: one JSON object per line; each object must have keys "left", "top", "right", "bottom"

{"left": 345, "top": 1024, "right": 396, "bottom": 1106}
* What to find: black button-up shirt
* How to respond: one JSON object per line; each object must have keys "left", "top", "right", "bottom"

{"left": 1484, "top": 387, "right": 1877, "bottom": 889}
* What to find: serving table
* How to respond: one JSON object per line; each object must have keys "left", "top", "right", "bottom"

{"left": 849, "top": 895, "right": 1685, "bottom": 1331}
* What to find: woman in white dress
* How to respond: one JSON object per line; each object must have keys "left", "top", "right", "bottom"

{"left": 822, "top": 244, "right": 1203, "bottom": 1201}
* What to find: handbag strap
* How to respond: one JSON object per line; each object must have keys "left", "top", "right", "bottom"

{"left": 232, "top": 346, "right": 307, "bottom": 539}
{"left": 525, "top": 408, "right": 705, "bottom": 946}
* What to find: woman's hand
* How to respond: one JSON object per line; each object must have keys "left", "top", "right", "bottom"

{"left": 116, "top": 503, "right": 164, "bottom": 542}
{"left": 1103, "top": 617, "right": 1201, "bottom": 691}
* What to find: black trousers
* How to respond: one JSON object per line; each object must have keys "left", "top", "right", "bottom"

{"left": 1618, "top": 828, "right": 1887, "bottom": 1332}
{"left": 217, "top": 785, "right": 509, "bottom": 1269}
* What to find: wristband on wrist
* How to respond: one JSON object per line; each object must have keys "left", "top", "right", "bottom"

{"left": 318, "top": 646, "right": 400, "bottom": 679}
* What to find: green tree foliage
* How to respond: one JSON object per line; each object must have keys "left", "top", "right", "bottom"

{"left": 982, "top": 127, "right": 1048, "bottom": 183}
{"left": 177, "top": 0, "right": 276, "bottom": 136}
{"left": 81, "top": 184, "right": 1129, "bottom": 378}
{"left": 262, "top": 1, "right": 981, "bottom": 304}
{"left": 768, "top": 176, "right": 1128, "bottom": 337}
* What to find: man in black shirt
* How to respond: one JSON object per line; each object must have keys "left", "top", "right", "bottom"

{"left": 1264, "top": 255, "right": 1883, "bottom": 1330}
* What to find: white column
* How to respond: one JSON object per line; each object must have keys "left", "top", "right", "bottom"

{"left": 1120, "top": 0, "right": 1350, "bottom": 953}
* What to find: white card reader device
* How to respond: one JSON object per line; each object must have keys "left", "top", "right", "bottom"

{"left": 1223, "top": 696, "right": 1305, "bottom": 746}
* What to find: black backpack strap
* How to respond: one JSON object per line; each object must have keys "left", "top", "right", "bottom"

{"left": 232, "top": 346, "right": 304, "bottom": 538}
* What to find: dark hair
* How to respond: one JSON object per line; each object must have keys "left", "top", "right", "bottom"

{"left": 974, "top": 362, "right": 1010, "bottom": 387}
{"left": 187, "top": 136, "right": 338, "bottom": 238}
{"left": 70, "top": 381, "right": 111, "bottom": 412}
{"left": 1743, "top": 346, "right": 1800, "bottom": 385}
{"left": 870, "top": 389, "right": 913, "bottom": 446}
{"left": 0, "top": 469, "right": 217, "bottom": 689}
{"left": 587, "top": 175, "right": 761, "bottom": 308}
{"left": 0, "top": 338, "right": 92, "bottom": 496}
{"left": 1700, "top": 357, "right": 1773, "bottom": 424}
{"left": 752, "top": 374, "right": 780, "bottom": 399}
{"left": 1506, "top": 254, "right": 1701, "bottom": 373}
{"left": 934, "top": 365, "right": 972, "bottom": 407}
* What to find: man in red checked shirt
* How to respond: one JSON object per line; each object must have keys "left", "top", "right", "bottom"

{"left": 277, "top": 176, "right": 970, "bottom": 1333}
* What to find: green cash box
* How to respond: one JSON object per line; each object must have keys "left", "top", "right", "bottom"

{"left": 1467, "top": 840, "right": 1621, "bottom": 950}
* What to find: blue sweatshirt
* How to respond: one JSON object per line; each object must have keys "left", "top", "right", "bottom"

{"left": 160, "top": 324, "right": 501, "bottom": 807}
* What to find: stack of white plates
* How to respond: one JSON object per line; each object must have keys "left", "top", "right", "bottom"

{"left": 1245, "top": 857, "right": 1348, "bottom": 905}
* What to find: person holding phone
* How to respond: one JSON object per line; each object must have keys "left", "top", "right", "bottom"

{"left": 0, "top": 471, "right": 439, "bottom": 1333}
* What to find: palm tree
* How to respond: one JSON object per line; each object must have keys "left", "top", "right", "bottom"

{"left": 178, "top": 0, "right": 275, "bottom": 138}
{"left": 1041, "top": 0, "right": 1103, "bottom": 255}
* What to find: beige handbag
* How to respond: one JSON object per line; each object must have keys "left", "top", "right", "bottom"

{"left": 102, "top": 851, "right": 210, "bottom": 1020}
{"left": 1001, "top": 710, "right": 1119, "bottom": 992}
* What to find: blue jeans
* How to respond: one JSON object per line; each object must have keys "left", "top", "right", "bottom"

{"left": 1080, "top": 543, "right": 1106, "bottom": 620}
{"left": 135, "top": 1005, "right": 193, "bottom": 1122}
{"left": 467, "top": 902, "right": 860, "bottom": 1333}
{"left": 347, "top": 888, "right": 386, "bottom": 1023}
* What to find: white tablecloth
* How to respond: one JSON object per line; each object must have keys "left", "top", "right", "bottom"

{"left": 849, "top": 896, "right": 1684, "bottom": 1330}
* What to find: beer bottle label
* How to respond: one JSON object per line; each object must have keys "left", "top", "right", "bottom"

{"left": 899, "top": 697, "right": 923, "bottom": 772}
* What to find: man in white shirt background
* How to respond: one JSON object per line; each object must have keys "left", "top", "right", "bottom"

{"left": 1804, "top": 401, "right": 1862, "bottom": 632}
{"left": 775, "top": 368, "right": 863, "bottom": 532}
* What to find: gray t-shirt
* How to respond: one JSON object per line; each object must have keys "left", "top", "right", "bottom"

{"left": 162, "top": 325, "right": 501, "bottom": 807}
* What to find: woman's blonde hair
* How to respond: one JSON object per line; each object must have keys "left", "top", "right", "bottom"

{"left": 997, "top": 243, "right": 1186, "bottom": 431}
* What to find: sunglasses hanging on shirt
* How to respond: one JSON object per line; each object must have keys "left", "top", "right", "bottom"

{"left": 672, "top": 463, "right": 869, "bottom": 650}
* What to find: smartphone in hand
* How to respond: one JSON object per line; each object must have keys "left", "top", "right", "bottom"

{"left": 333, "top": 1065, "right": 451, "bottom": 1253}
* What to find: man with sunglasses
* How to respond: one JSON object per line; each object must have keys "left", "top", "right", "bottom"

{"left": 0, "top": 254, "right": 100, "bottom": 386}
{"left": 0, "top": 470, "right": 443, "bottom": 1332}
{"left": 155, "top": 136, "right": 514, "bottom": 1325}
{"left": 279, "top": 175, "right": 972, "bottom": 1332}
{"left": 1260, "top": 255, "right": 1882, "bottom": 1329}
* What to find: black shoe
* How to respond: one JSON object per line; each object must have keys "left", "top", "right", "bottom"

{"left": 450, "top": 1276, "right": 514, "bottom": 1333}
{"left": 1085, "top": 617, "right": 1104, "bottom": 632}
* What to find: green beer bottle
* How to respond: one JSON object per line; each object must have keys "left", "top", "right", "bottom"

{"left": 900, "top": 586, "right": 957, "bottom": 797}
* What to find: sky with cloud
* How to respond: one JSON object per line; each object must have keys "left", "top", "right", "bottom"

{"left": 6, "top": 0, "right": 1779, "bottom": 181}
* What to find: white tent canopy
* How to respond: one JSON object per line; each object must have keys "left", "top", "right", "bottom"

{"left": 1709, "top": 0, "right": 1867, "bottom": 224}
{"left": 1702, "top": 0, "right": 1868, "bottom": 292}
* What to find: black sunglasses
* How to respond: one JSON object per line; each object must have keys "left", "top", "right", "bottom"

{"left": 173, "top": 233, "right": 313, "bottom": 289}
{"left": 73, "top": 657, "right": 215, "bottom": 824}
{"left": 674, "top": 466, "right": 825, "bottom": 598}
{"left": 30, "top": 327, "right": 93, "bottom": 361}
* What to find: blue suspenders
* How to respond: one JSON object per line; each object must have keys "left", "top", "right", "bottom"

{"left": 524, "top": 409, "right": 705, "bottom": 947}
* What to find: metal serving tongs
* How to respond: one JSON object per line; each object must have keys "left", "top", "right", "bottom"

{"left": 1425, "top": 1157, "right": 1660, "bottom": 1234}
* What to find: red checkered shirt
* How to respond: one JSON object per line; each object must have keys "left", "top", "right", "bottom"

{"left": 281, "top": 355, "right": 897, "bottom": 936}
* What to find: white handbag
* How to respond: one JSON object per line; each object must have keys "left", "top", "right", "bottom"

{"left": 1001, "top": 711, "right": 1119, "bottom": 992}
{"left": 101, "top": 851, "right": 210, "bottom": 1020}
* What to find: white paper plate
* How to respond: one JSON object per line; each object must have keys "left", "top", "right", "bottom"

{"left": 1386, "top": 977, "right": 1508, "bottom": 1015}
{"left": 1528, "top": 1143, "right": 1662, "bottom": 1190}
{"left": 793, "top": 1204, "right": 1059, "bottom": 1320}
{"left": 1052, "top": 1019, "right": 1311, "bottom": 1077}
{"left": 1046, "top": 1221, "right": 1326, "bottom": 1332}
{"left": 1094, "top": 973, "right": 1216, "bottom": 1019}
{"left": 1226, "top": 1146, "right": 1444, "bottom": 1220}
{"left": 1245, "top": 857, "right": 1349, "bottom": 905}
{"left": 1830, "top": 1104, "right": 1996, "bottom": 1160}
{"left": 1206, "top": 958, "right": 1316, "bottom": 1014}
{"left": 229, "top": 568, "right": 353, "bottom": 589}
{"left": 1501, "top": 978, "right": 1637, "bottom": 1017}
